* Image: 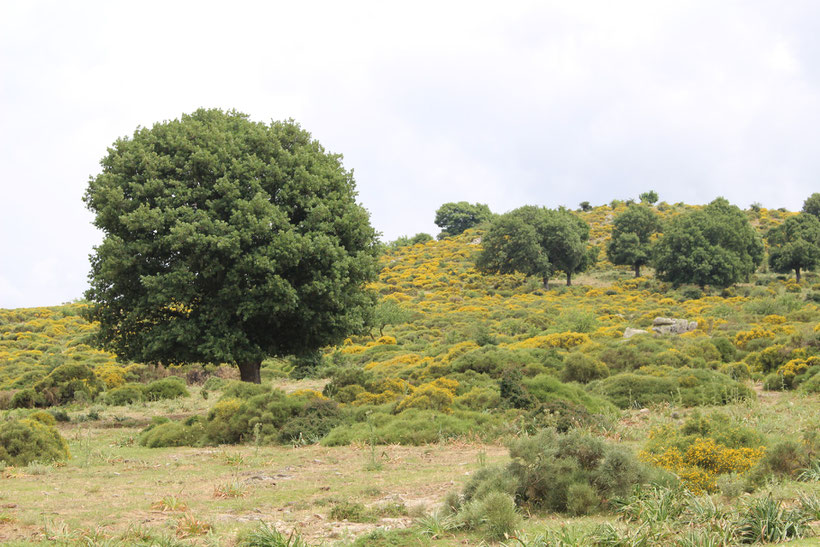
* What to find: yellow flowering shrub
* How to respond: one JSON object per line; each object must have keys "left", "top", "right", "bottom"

{"left": 510, "top": 332, "right": 590, "bottom": 350}
{"left": 734, "top": 328, "right": 775, "bottom": 349}
{"left": 291, "top": 389, "right": 327, "bottom": 400}
{"left": 395, "top": 377, "right": 458, "bottom": 413}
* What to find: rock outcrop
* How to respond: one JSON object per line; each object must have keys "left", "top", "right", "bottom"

{"left": 651, "top": 317, "right": 697, "bottom": 335}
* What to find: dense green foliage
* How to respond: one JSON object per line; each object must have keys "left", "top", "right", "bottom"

{"left": 477, "top": 206, "right": 595, "bottom": 286}
{"left": 606, "top": 204, "right": 660, "bottom": 277}
{"left": 460, "top": 429, "right": 649, "bottom": 514}
{"left": 803, "top": 192, "right": 820, "bottom": 218}
{"left": 653, "top": 198, "right": 764, "bottom": 288}
{"left": 588, "top": 367, "right": 754, "bottom": 409}
{"left": 0, "top": 417, "right": 70, "bottom": 466}
{"left": 434, "top": 201, "right": 493, "bottom": 239}
{"left": 767, "top": 213, "right": 820, "bottom": 282}
{"left": 83, "top": 108, "right": 380, "bottom": 382}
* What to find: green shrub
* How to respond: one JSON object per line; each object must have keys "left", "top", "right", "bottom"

{"left": 0, "top": 418, "right": 70, "bottom": 466}
{"left": 522, "top": 400, "right": 595, "bottom": 434}
{"left": 763, "top": 440, "right": 809, "bottom": 477}
{"left": 463, "top": 465, "right": 518, "bottom": 503}
{"left": 523, "top": 374, "right": 616, "bottom": 414}
{"left": 763, "top": 372, "right": 785, "bottom": 391}
{"left": 28, "top": 411, "right": 56, "bottom": 426}
{"left": 103, "top": 384, "right": 144, "bottom": 406}
{"left": 561, "top": 353, "right": 609, "bottom": 384}
{"left": 799, "top": 372, "right": 820, "bottom": 394}
{"left": 329, "top": 501, "right": 370, "bottom": 522}
{"left": 322, "top": 409, "right": 499, "bottom": 446}
{"left": 454, "top": 386, "right": 501, "bottom": 410}
{"left": 11, "top": 388, "right": 44, "bottom": 409}
{"left": 713, "top": 337, "right": 737, "bottom": 362}
{"left": 278, "top": 398, "right": 344, "bottom": 444}
{"left": 462, "top": 429, "right": 648, "bottom": 514}
{"left": 322, "top": 367, "right": 373, "bottom": 400}
{"left": 202, "top": 376, "right": 227, "bottom": 391}
{"left": 719, "top": 362, "right": 751, "bottom": 381}
{"left": 499, "top": 368, "right": 534, "bottom": 409}
{"left": 566, "top": 482, "right": 599, "bottom": 516}
{"left": 587, "top": 367, "right": 754, "bottom": 409}
{"left": 142, "top": 377, "right": 189, "bottom": 402}
{"left": 470, "top": 492, "right": 521, "bottom": 540}
{"left": 218, "top": 380, "right": 271, "bottom": 401}
{"left": 138, "top": 420, "right": 204, "bottom": 448}
{"left": 34, "top": 363, "right": 104, "bottom": 406}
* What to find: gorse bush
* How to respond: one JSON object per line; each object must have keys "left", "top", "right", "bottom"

{"left": 0, "top": 417, "right": 70, "bottom": 466}
{"left": 641, "top": 412, "right": 766, "bottom": 494}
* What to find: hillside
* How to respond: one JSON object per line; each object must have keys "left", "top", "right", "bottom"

{"left": 1, "top": 201, "right": 820, "bottom": 544}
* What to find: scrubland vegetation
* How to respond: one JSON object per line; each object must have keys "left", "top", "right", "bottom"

{"left": 2, "top": 199, "right": 820, "bottom": 545}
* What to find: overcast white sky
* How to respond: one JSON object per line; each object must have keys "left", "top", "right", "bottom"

{"left": 2, "top": 1, "right": 819, "bottom": 308}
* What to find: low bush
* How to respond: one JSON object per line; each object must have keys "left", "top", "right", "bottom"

{"left": 34, "top": 363, "right": 104, "bottom": 406}
{"left": 217, "top": 380, "right": 271, "bottom": 401}
{"left": 587, "top": 366, "right": 754, "bottom": 409}
{"left": 641, "top": 412, "right": 766, "bottom": 494}
{"left": 138, "top": 420, "right": 204, "bottom": 448}
{"left": 520, "top": 399, "right": 596, "bottom": 434}
{"left": 10, "top": 388, "right": 43, "bottom": 409}
{"left": 461, "top": 429, "right": 649, "bottom": 514}
{"left": 0, "top": 417, "right": 70, "bottom": 466}
{"left": 142, "top": 377, "right": 189, "bottom": 402}
{"left": 524, "top": 373, "right": 616, "bottom": 414}
{"left": 103, "top": 384, "right": 144, "bottom": 406}
{"left": 456, "top": 491, "right": 521, "bottom": 540}
{"left": 322, "top": 409, "right": 500, "bottom": 446}
{"left": 561, "top": 352, "right": 609, "bottom": 384}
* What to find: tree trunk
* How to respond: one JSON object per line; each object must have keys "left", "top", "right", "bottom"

{"left": 542, "top": 277, "right": 550, "bottom": 290}
{"left": 796, "top": 268, "right": 801, "bottom": 283}
{"left": 634, "top": 264, "right": 641, "bottom": 278}
{"left": 566, "top": 271, "right": 572, "bottom": 286}
{"left": 238, "top": 361, "right": 262, "bottom": 383}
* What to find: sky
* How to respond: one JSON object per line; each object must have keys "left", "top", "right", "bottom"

{"left": 1, "top": 1, "right": 819, "bottom": 308}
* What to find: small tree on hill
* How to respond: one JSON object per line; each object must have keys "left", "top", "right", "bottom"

{"left": 434, "top": 201, "right": 493, "bottom": 239}
{"left": 767, "top": 213, "right": 820, "bottom": 283}
{"left": 84, "top": 109, "right": 380, "bottom": 383}
{"left": 639, "top": 190, "right": 659, "bottom": 205}
{"left": 606, "top": 204, "right": 661, "bottom": 277}
{"left": 652, "top": 198, "right": 763, "bottom": 288}
{"left": 475, "top": 213, "right": 551, "bottom": 285}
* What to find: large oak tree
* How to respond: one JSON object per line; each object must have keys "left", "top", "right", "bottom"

{"left": 652, "top": 198, "right": 763, "bottom": 288}
{"left": 84, "top": 109, "right": 379, "bottom": 382}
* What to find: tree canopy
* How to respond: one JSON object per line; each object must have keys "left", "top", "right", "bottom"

{"left": 767, "top": 213, "right": 820, "bottom": 282}
{"left": 434, "top": 201, "right": 493, "bottom": 239}
{"left": 83, "top": 109, "right": 380, "bottom": 382}
{"left": 803, "top": 192, "right": 820, "bottom": 218}
{"left": 606, "top": 204, "right": 660, "bottom": 277}
{"left": 475, "top": 213, "right": 551, "bottom": 284}
{"left": 476, "top": 206, "right": 594, "bottom": 286}
{"left": 652, "top": 198, "right": 763, "bottom": 288}
{"left": 639, "top": 190, "right": 659, "bottom": 205}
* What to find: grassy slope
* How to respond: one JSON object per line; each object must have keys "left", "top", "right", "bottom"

{"left": 1, "top": 202, "right": 819, "bottom": 544}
